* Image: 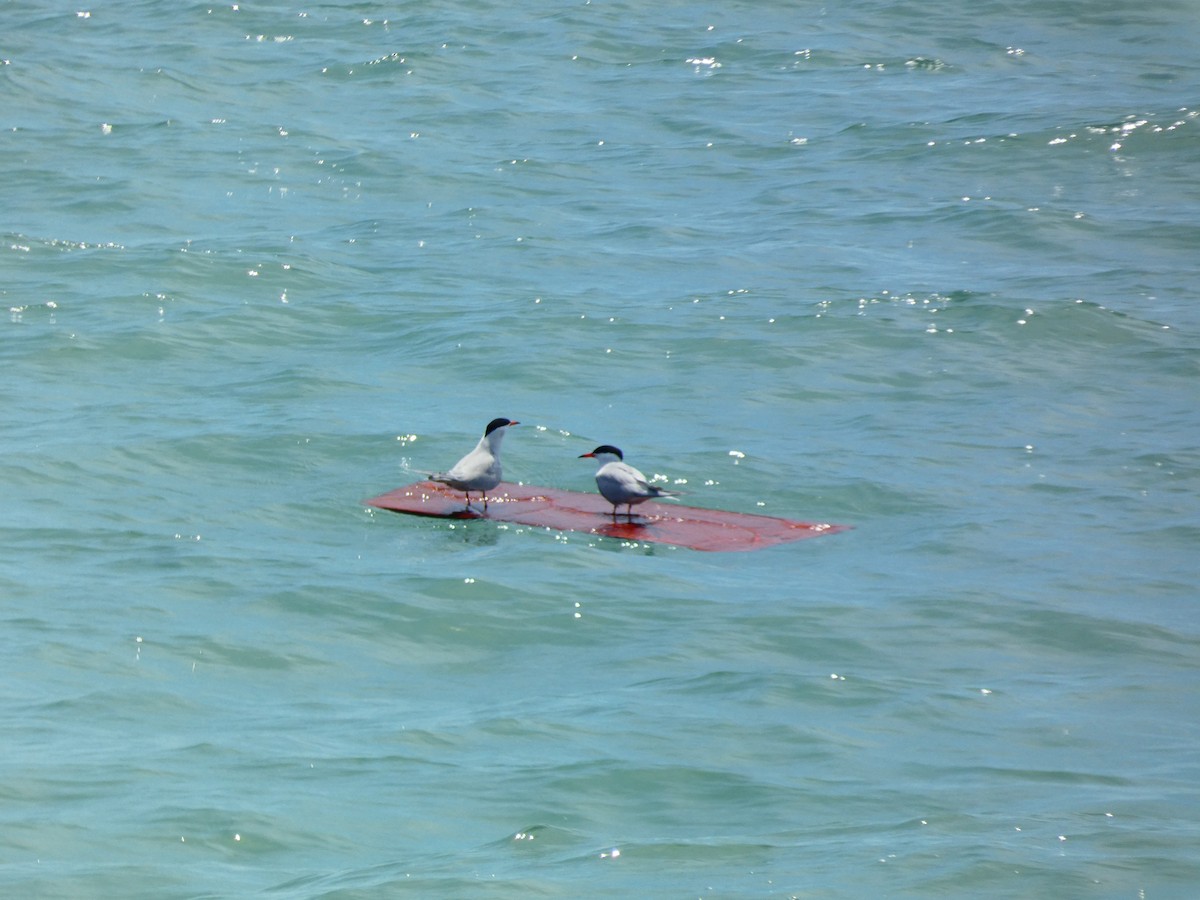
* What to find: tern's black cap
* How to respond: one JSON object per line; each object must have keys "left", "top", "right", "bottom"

{"left": 484, "top": 417, "right": 517, "bottom": 436}
{"left": 579, "top": 444, "right": 623, "bottom": 460}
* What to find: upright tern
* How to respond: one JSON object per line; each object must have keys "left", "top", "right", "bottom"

{"left": 578, "top": 444, "right": 681, "bottom": 518}
{"left": 431, "top": 417, "right": 518, "bottom": 509}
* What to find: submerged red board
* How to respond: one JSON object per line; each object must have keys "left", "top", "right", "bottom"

{"left": 364, "top": 480, "right": 847, "bottom": 552}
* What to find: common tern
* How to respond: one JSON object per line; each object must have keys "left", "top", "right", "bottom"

{"left": 578, "top": 444, "right": 681, "bottom": 518}
{"left": 430, "top": 417, "right": 518, "bottom": 509}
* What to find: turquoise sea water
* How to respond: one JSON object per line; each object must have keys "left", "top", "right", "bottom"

{"left": 4, "top": 1, "right": 1199, "bottom": 897}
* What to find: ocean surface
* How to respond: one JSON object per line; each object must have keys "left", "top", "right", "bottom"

{"left": 3, "top": 1, "right": 1199, "bottom": 897}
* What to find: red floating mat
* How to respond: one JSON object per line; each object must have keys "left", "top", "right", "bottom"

{"left": 364, "top": 480, "right": 848, "bottom": 552}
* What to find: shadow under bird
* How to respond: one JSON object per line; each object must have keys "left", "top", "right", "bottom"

{"left": 430, "top": 417, "right": 518, "bottom": 509}
{"left": 578, "top": 444, "right": 682, "bottom": 519}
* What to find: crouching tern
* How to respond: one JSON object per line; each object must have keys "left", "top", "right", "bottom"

{"left": 578, "top": 444, "right": 681, "bottom": 518}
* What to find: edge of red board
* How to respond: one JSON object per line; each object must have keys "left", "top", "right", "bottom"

{"left": 363, "top": 480, "right": 848, "bottom": 552}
